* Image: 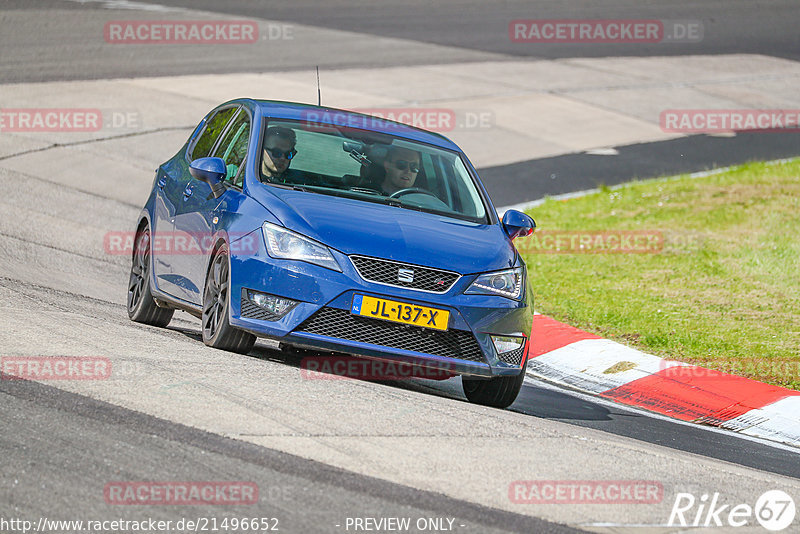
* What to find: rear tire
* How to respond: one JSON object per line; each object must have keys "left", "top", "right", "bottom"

{"left": 127, "top": 226, "right": 174, "bottom": 327}
{"left": 201, "top": 243, "right": 256, "bottom": 354}
{"left": 462, "top": 370, "right": 525, "bottom": 409}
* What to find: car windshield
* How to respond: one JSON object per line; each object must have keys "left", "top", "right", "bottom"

{"left": 258, "top": 118, "right": 489, "bottom": 223}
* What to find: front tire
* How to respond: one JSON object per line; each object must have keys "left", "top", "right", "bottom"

{"left": 201, "top": 244, "right": 256, "bottom": 354}
{"left": 127, "top": 226, "right": 174, "bottom": 327}
{"left": 462, "top": 370, "right": 526, "bottom": 409}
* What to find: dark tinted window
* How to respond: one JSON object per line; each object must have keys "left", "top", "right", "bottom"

{"left": 213, "top": 110, "right": 250, "bottom": 188}
{"left": 189, "top": 107, "right": 237, "bottom": 160}
{"left": 260, "top": 119, "right": 488, "bottom": 223}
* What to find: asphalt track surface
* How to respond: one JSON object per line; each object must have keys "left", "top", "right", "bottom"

{"left": 4, "top": 0, "right": 799, "bottom": 205}
{"left": 37, "top": 0, "right": 800, "bottom": 66}
{"left": 2, "top": 1, "right": 800, "bottom": 532}
{"left": 1, "top": 376, "right": 573, "bottom": 533}
{"left": 482, "top": 131, "right": 800, "bottom": 206}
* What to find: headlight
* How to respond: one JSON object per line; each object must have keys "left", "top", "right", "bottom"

{"left": 262, "top": 222, "right": 341, "bottom": 272}
{"left": 465, "top": 266, "right": 524, "bottom": 299}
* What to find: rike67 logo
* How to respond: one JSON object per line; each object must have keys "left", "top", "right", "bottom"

{"left": 669, "top": 490, "right": 796, "bottom": 531}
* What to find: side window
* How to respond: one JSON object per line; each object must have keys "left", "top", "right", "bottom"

{"left": 213, "top": 110, "right": 250, "bottom": 188}
{"left": 189, "top": 107, "right": 237, "bottom": 161}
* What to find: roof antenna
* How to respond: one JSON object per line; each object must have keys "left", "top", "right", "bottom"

{"left": 316, "top": 66, "right": 321, "bottom": 106}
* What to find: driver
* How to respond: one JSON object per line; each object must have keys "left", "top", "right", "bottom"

{"left": 261, "top": 126, "right": 301, "bottom": 184}
{"left": 380, "top": 146, "right": 421, "bottom": 196}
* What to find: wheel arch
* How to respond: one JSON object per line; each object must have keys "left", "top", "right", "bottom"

{"left": 204, "top": 235, "right": 230, "bottom": 283}
{"left": 132, "top": 213, "right": 151, "bottom": 264}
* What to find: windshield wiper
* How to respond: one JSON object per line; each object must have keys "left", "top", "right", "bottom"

{"left": 380, "top": 197, "right": 431, "bottom": 213}
{"left": 270, "top": 182, "right": 310, "bottom": 192}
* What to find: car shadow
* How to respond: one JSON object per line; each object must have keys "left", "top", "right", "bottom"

{"left": 246, "top": 342, "right": 620, "bottom": 422}
{"left": 215, "top": 339, "right": 800, "bottom": 479}
{"left": 167, "top": 325, "right": 203, "bottom": 342}
{"left": 509, "top": 381, "right": 616, "bottom": 421}
{"left": 164, "top": 325, "right": 618, "bottom": 422}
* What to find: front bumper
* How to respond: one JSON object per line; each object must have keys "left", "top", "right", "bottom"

{"left": 227, "top": 231, "right": 532, "bottom": 378}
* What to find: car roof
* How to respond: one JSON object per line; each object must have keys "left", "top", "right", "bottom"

{"left": 240, "top": 99, "right": 460, "bottom": 151}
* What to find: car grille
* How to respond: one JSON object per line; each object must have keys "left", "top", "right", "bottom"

{"left": 240, "top": 292, "right": 284, "bottom": 321}
{"left": 497, "top": 346, "right": 525, "bottom": 367}
{"left": 295, "top": 307, "right": 485, "bottom": 363}
{"left": 350, "top": 255, "right": 459, "bottom": 293}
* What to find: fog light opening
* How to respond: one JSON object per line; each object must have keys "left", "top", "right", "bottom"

{"left": 247, "top": 290, "right": 298, "bottom": 318}
{"left": 491, "top": 335, "right": 525, "bottom": 355}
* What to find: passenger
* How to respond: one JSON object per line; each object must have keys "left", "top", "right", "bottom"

{"left": 380, "top": 146, "right": 421, "bottom": 195}
{"left": 261, "top": 126, "right": 301, "bottom": 184}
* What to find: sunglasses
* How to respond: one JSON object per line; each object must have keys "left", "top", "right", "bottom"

{"left": 392, "top": 160, "right": 420, "bottom": 173}
{"left": 265, "top": 146, "right": 297, "bottom": 160}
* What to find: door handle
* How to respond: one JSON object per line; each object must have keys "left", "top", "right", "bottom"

{"left": 157, "top": 177, "right": 167, "bottom": 190}
{"left": 183, "top": 185, "right": 193, "bottom": 199}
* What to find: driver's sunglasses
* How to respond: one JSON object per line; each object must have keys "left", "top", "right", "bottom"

{"left": 265, "top": 147, "right": 297, "bottom": 160}
{"left": 392, "top": 160, "right": 420, "bottom": 173}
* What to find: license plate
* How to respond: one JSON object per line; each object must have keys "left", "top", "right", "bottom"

{"left": 351, "top": 294, "right": 449, "bottom": 331}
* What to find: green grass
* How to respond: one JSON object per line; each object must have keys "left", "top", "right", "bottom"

{"left": 521, "top": 159, "right": 800, "bottom": 390}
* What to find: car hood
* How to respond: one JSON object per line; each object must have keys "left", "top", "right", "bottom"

{"left": 251, "top": 187, "right": 516, "bottom": 274}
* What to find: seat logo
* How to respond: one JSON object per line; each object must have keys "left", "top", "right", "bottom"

{"left": 397, "top": 268, "right": 415, "bottom": 283}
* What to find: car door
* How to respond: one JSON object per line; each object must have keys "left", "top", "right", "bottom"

{"left": 168, "top": 105, "right": 239, "bottom": 304}
{"left": 180, "top": 107, "right": 252, "bottom": 306}
{"left": 186, "top": 107, "right": 253, "bottom": 297}
{"left": 150, "top": 119, "right": 207, "bottom": 296}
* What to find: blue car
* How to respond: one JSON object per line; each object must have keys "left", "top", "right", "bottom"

{"left": 127, "top": 99, "right": 536, "bottom": 408}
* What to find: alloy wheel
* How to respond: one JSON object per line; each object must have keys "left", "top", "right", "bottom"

{"left": 127, "top": 230, "right": 150, "bottom": 312}
{"left": 202, "top": 251, "right": 229, "bottom": 340}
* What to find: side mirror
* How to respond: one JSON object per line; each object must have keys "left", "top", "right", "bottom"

{"left": 502, "top": 209, "right": 536, "bottom": 240}
{"left": 189, "top": 157, "right": 227, "bottom": 198}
